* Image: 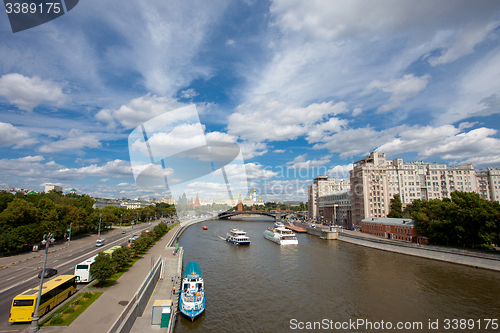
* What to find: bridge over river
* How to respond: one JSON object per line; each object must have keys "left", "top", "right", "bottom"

{"left": 217, "top": 210, "right": 285, "bottom": 220}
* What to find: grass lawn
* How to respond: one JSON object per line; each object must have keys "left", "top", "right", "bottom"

{"left": 41, "top": 292, "right": 102, "bottom": 326}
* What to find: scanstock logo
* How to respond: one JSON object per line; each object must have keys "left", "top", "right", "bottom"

{"left": 4, "top": 0, "right": 79, "bottom": 33}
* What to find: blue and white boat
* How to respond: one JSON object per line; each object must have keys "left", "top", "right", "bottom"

{"left": 179, "top": 262, "right": 205, "bottom": 321}
{"left": 226, "top": 229, "right": 251, "bottom": 245}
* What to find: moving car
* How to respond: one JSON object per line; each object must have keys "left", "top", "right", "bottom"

{"left": 38, "top": 268, "right": 57, "bottom": 278}
{"left": 96, "top": 238, "right": 105, "bottom": 247}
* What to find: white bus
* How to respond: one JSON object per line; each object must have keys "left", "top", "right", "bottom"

{"left": 74, "top": 255, "right": 97, "bottom": 283}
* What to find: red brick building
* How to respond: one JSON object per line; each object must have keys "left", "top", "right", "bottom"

{"left": 361, "top": 217, "right": 418, "bottom": 242}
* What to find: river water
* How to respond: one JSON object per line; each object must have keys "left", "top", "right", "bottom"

{"left": 174, "top": 218, "right": 500, "bottom": 332}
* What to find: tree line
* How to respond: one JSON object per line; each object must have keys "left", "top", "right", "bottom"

{"left": 0, "top": 191, "right": 176, "bottom": 254}
{"left": 90, "top": 222, "right": 174, "bottom": 283}
{"left": 388, "top": 191, "right": 500, "bottom": 249}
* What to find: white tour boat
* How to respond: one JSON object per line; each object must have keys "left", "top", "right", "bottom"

{"left": 263, "top": 222, "right": 298, "bottom": 245}
{"left": 226, "top": 229, "right": 251, "bottom": 245}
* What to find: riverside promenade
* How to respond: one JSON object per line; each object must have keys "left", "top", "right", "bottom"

{"left": 25, "top": 216, "right": 210, "bottom": 333}
{"left": 338, "top": 229, "right": 500, "bottom": 271}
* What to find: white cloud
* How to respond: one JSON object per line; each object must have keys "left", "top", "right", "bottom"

{"left": 286, "top": 154, "right": 331, "bottom": 170}
{"left": 226, "top": 39, "right": 235, "bottom": 46}
{"left": 270, "top": 1, "right": 499, "bottom": 43}
{"left": 56, "top": 159, "right": 133, "bottom": 180}
{"left": 352, "top": 108, "right": 362, "bottom": 117}
{"left": 458, "top": 122, "right": 478, "bottom": 130}
{"left": 239, "top": 141, "right": 268, "bottom": 160}
{"left": 0, "top": 73, "right": 68, "bottom": 112}
{"left": 244, "top": 163, "right": 279, "bottom": 180}
{"left": 367, "top": 74, "right": 430, "bottom": 112}
{"left": 180, "top": 88, "right": 199, "bottom": 99}
{"left": 327, "top": 164, "right": 353, "bottom": 179}
{"left": 375, "top": 125, "right": 460, "bottom": 156}
{"left": 313, "top": 126, "right": 397, "bottom": 158}
{"left": 428, "top": 21, "right": 499, "bottom": 66}
{"left": 419, "top": 127, "right": 500, "bottom": 167}
{"left": 96, "top": 94, "right": 188, "bottom": 130}
{"left": 440, "top": 48, "right": 500, "bottom": 124}
{"left": 0, "top": 122, "right": 37, "bottom": 148}
{"left": 75, "top": 157, "right": 101, "bottom": 164}
{"left": 228, "top": 93, "right": 347, "bottom": 142}
{"left": 273, "top": 149, "right": 285, "bottom": 153}
{"left": 38, "top": 129, "right": 101, "bottom": 153}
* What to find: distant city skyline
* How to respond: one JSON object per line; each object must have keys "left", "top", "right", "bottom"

{"left": 1, "top": 1, "right": 500, "bottom": 202}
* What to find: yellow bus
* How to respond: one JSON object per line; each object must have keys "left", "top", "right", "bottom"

{"left": 9, "top": 275, "right": 77, "bottom": 323}
{"left": 103, "top": 245, "right": 121, "bottom": 256}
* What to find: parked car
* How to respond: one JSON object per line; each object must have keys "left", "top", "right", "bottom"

{"left": 38, "top": 268, "right": 57, "bottom": 278}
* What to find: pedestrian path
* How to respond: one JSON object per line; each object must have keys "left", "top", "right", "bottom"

{"left": 130, "top": 247, "right": 183, "bottom": 332}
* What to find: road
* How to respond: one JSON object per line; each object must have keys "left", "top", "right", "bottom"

{"left": 0, "top": 221, "right": 159, "bottom": 333}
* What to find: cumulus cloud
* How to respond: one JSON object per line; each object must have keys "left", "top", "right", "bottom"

{"left": 367, "top": 74, "right": 431, "bottom": 112}
{"left": 419, "top": 127, "right": 500, "bottom": 167}
{"left": 0, "top": 73, "right": 68, "bottom": 112}
{"left": 56, "top": 159, "right": 133, "bottom": 180}
{"left": 327, "top": 164, "right": 353, "bottom": 179}
{"left": 0, "top": 122, "right": 37, "bottom": 148}
{"left": 244, "top": 163, "right": 280, "bottom": 180}
{"left": 228, "top": 93, "right": 348, "bottom": 142}
{"left": 375, "top": 125, "right": 460, "bottom": 156}
{"left": 238, "top": 141, "right": 268, "bottom": 159}
{"left": 38, "top": 129, "right": 101, "bottom": 153}
{"left": 96, "top": 94, "right": 188, "bottom": 129}
{"left": 286, "top": 154, "right": 331, "bottom": 170}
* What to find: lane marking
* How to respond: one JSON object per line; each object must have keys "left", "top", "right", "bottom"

{"left": 0, "top": 224, "right": 154, "bottom": 294}
{"left": 6, "top": 276, "right": 16, "bottom": 281}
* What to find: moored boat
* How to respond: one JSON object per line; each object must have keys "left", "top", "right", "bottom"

{"left": 225, "top": 229, "right": 251, "bottom": 245}
{"left": 179, "top": 262, "right": 205, "bottom": 321}
{"left": 264, "top": 223, "right": 298, "bottom": 245}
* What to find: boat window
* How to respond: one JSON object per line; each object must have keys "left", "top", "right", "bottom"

{"left": 183, "top": 284, "right": 189, "bottom": 291}
{"left": 196, "top": 283, "right": 202, "bottom": 291}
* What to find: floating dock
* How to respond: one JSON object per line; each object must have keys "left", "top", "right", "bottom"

{"left": 285, "top": 225, "right": 307, "bottom": 233}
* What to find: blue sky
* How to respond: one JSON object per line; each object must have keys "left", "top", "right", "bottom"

{"left": 1, "top": 0, "right": 500, "bottom": 202}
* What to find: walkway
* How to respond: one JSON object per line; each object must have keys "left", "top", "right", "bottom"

{"left": 30, "top": 223, "right": 183, "bottom": 333}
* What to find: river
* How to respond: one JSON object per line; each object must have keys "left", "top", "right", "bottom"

{"left": 174, "top": 217, "right": 500, "bottom": 332}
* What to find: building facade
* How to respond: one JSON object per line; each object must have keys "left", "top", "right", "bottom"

{"left": 476, "top": 168, "right": 500, "bottom": 202}
{"left": 317, "top": 189, "right": 351, "bottom": 227}
{"left": 308, "top": 176, "right": 350, "bottom": 219}
{"left": 45, "top": 183, "right": 63, "bottom": 193}
{"left": 361, "top": 217, "right": 419, "bottom": 242}
{"left": 350, "top": 151, "right": 480, "bottom": 227}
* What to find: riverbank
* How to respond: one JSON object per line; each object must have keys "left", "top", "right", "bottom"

{"left": 337, "top": 230, "right": 500, "bottom": 272}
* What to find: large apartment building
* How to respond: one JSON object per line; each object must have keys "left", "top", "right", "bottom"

{"left": 350, "top": 152, "right": 480, "bottom": 227}
{"left": 476, "top": 168, "right": 500, "bottom": 202}
{"left": 307, "top": 176, "right": 350, "bottom": 219}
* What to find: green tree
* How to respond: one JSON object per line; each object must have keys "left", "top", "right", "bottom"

{"left": 111, "top": 246, "right": 130, "bottom": 268}
{"left": 0, "top": 198, "right": 39, "bottom": 229}
{"left": 387, "top": 194, "right": 403, "bottom": 218}
{"left": 90, "top": 253, "right": 115, "bottom": 282}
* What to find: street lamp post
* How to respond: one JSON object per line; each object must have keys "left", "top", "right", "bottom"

{"left": 68, "top": 222, "right": 72, "bottom": 247}
{"left": 98, "top": 213, "right": 102, "bottom": 237}
{"left": 120, "top": 214, "right": 123, "bottom": 231}
{"left": 29, "top": 233, "right": 54, "bottom": 332}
